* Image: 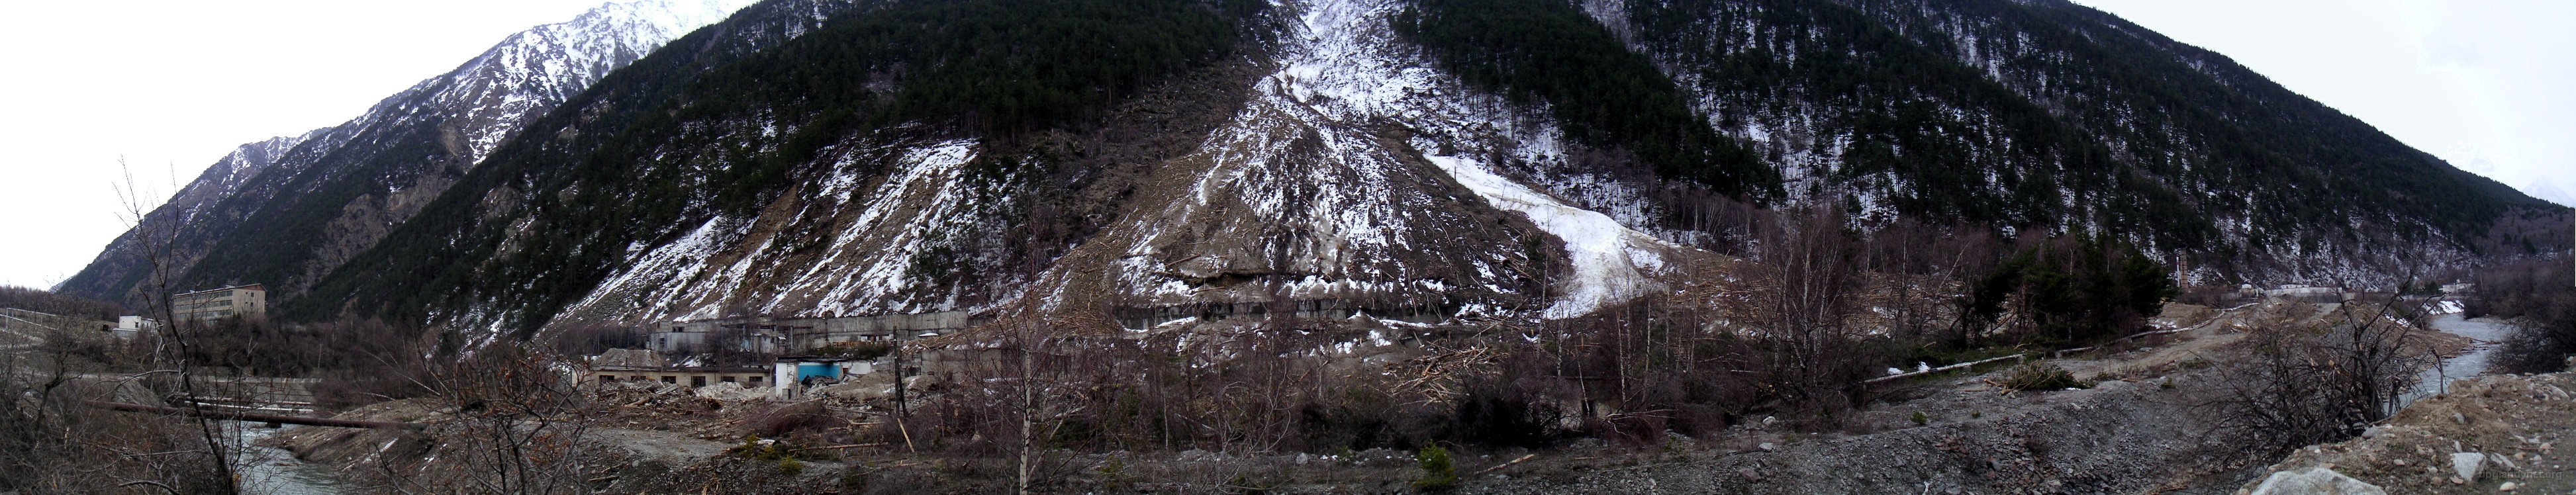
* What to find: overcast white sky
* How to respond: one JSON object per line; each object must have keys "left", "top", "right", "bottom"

{"left": 0, "top": 1, "right": 2568, "bottom": 290}
{"left": 0, "top": 0, "right": 612, "bottom": 289}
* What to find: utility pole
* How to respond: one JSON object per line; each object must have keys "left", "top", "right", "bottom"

{"left": 892, "top": 339, "right": 907, "bottom": 417}
{"left": 892, "top": 334, "right": 914, "bottom": 454}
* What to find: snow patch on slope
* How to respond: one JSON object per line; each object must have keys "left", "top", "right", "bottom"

{"left": 561, "top": 139, "right": 986, "bottom": 322}
{"left": 1285, "top": 0, "right": 1680, "bottom": 318}
{"left": 1088, "top": 0, "right": 1683, "bottom": 318}
{"left": 1426, "top": 154, "right": 1673, "bottom": 318}
{"left": 792, "top": 140, "right": 983, "bottom": 316}
{"left": 567, "top": 214, "right": 751, "bottom": 321}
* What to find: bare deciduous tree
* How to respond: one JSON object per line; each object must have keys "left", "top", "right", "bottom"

{"left": 377, "top": 343, "right": 595, "bottom": 495}
{"left": 110, "top": 158, "right": 245, "bottom": 494}
{"left": 1752, "top": 204, "right": 1873, "bottom": 420}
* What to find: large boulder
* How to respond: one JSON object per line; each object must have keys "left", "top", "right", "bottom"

{"left": 2248, "top": 467, "right": 2385, "bottom": 495}
{"left": 2452, "top": 452, "right": 2485, "bottom": 482}
{"left": 691, "top": 381, "right": 772, "bottom": 402}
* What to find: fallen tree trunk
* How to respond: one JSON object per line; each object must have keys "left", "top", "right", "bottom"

{"left": 789, "top": 443, "right": 889, "bottom": 453}
{"left": 83, "top": 400, "right": 426, "bottom": 431}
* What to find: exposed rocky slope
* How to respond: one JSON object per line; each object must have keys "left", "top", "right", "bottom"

{"left": 58, "top": 0, "right": 761, "bottom": 304}
{"left": 71, "top": 0, "right": 2567, "bottom": 334}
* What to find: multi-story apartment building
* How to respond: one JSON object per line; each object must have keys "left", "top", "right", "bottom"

{"left": 172, "top": 284, "right": 267, "bottom": 323}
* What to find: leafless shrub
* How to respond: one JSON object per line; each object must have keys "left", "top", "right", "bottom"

{"left": 2192, "top": 302, "right": 2431, "bottom": 457}
{"left": 353, "top": 343, "right": 593, "bottom": 495}
{"left": 747, "top": 400, "right": 839, "bottom": 439}
{"left": 1452, "top": 372, "right": 1570, "bottom": 448}
{"left": 0, "top": 350, "right": 244, "bottom": 494}
{"left": 2471, "top": 260, "right": 2576, "bottom": 373}
{"left": 1996, "top": 361, "right": 2086, "bottom": 392}
{"left": 0, "top": 286, "right": 128, "bottom": 320}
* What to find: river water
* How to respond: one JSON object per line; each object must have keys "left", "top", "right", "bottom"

{"left": 2401, "top": 313, "right": 2512, "bottom": 407}
{"left": 227, "top": 424, "right": 352, "bottom": 494}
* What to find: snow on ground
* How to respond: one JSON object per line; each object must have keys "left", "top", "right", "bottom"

{"left": 2434, "top": 300, "right": 2464, "bottom": 315}
{"left": 1425, "top": 154, "right": 1672, "bottom": 318}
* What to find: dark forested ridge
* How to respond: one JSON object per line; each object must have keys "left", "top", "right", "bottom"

{"left": 1588, "top": 0, "right": 2552, "bottom": 275}
{"left": 1387, "top": 0, "right": 2553, "bottom": 276}
{"left": 1394, "top": 0, "right": 1778, "bottom": 202}
{"left": 1834, "top": 0, "right": 2550, "bottom": 247}
{"left": 1621, "top": 0, "right": 2206, "bottom": 246}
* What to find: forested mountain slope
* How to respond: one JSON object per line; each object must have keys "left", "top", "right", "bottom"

{"left": 80, "top": 0, "right": 2563, "bottom": 335}
{"left": 1589, "top": 0, "right": 2551, "bottom": 279}
{"left": 58, "top": 0, "right": 759, "bottom": 304}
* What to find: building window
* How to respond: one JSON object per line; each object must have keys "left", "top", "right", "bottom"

{"left": 660, "top": 376, "right": 675, "bottom": 384}
{"left": 749, "top": 375, "right": 763, "bottom": 383}
{"left": 721, "top": 376, "right": 736, "bottom": 382}
{"left": 600, "top": 375, "right": 616, "bottom": 382}
{"left": 691, "top": 376, "right": 706, "bottom": 387}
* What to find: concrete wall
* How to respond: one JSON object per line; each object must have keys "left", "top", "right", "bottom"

{"left": 1113, "top": 300, "right": 1453, "bottom": 330}
{"left": 589, "top": 367, "right": 769, "bottom": 389}
{"left": 646, "top": 332, "right": 706, "bottom": 353}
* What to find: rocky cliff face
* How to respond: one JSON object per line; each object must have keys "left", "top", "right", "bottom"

{"left": 58, "top": 0, "right": 760, "bottom": 304}
{"left": 76, "top": 0, "right": 2566, "bottom": 336}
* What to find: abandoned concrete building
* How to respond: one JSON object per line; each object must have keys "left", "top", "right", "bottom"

{"left": 171, "top": 284, "right": 267, "bottom": 322}
{"left": 644, "top": 311, "right": 978, "bottom": 355}
{"left": 584, "top": 363, "right": 773, "bottom": 388}
{"left": 578, "top": 347, "right": 896, "bottom": 398}
{"left": 111, "top": 316, "right": 160, "bottom": 340}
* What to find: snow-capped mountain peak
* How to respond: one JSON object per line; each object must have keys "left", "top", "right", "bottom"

{"left": 433, "top": 0, "right": 763, "bottom": 163}
{"left": 58, "top": 0, "right": 762, "bottom": 303}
